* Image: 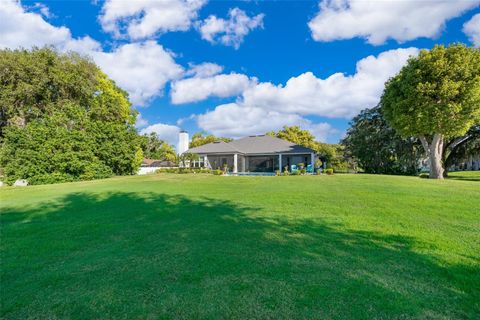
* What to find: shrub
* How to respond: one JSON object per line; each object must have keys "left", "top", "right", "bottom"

{"left": 291, "top": 171, "right": 301, "bottom": 176}
{"left": 300, "top": 169, "right": 306, "bottom": 174}
{"left": 298, "top": 163, "right": 305, "bottom": 170}
{"left": 325, "top": 168, "right": 334, "bottom": 175}
{"left": 419, "top": 173, "right": 429, "bottom": 179}
{"left": 275, "top": 170, "right": 281, "bottom": 176}
{"left": 212, "top": 169, "right": 223, "bottom": 176}
{"left": 316, "top": 168, "right": 322, "bottom": 175}
{"left": 283, "top": 170, "right": 290, "bottom": 176}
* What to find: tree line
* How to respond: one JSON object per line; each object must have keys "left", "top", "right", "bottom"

{"left": 1, "top": 44, "right": 478, "bottom": 184}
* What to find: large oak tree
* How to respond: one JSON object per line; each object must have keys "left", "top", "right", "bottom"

{"left": 381, "top": 44, "right": 480, "bottom": 179}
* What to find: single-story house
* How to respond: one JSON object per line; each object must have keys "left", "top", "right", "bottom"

{"left": 187, "top": 135, "right": 317, "bottom": 173}
{"left": 138, "top": 158, "right": 177, "bottom": 175}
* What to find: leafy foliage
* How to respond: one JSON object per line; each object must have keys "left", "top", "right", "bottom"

{"left": 267, "top": 126, "right": 317, "bottom": 149}
{"left": 189, "top": 132, "right": 232, "bottom": 148}
{"left": 381, "top": 44, "right": 480, "bottom": 178}
{"left": 268, "top": 126, "right": 350, "bottom": 171}
{"left": 342, "top": 106, "right": 422, "bottom": 175}
{"left": 140, "top": 132, "right": 176, "bottom": 161}
{"left": 382, "top": 44, "right": 480, "bottom": 139}
{"left": 0, "top": 48, "right": 142, "bottom": 184}
{"left": 443, "top": 125, "right": 480, "bottom": 171}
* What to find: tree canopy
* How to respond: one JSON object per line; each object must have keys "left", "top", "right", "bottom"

{"left": 381, "top": 44, "right": 480, "bottom": 178}
{"left": 267, "top": 126, "right": 349, "bottom": 171}
{"left": 189, "top": 132, "right": 232, "bottom": 148}
{"left": 140, "top": 132, "right": 176, "bottom": 161}
{"left": 342, "top": 106, "right": 422, "bottom": 175}
{"left": 267, "top": 126, "right": 317, "bottom": 150}
{"left": 0, "top": 48, "right": 142, "bottom": 184}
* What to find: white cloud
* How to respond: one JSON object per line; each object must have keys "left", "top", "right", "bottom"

{"left": 198, "top": 7, "right": 264, "bottom": 49}
{"left": 193, "top": 47, "right": 417, "bottom": 141}
{"left": 140, "top": 123, "right": 181, "bottom": 147}
{"left": 463, "top": 13, "right": 480, "bottom": 46}
{"left": 30, "top": 2, "right": 53, "bottom": 19}
{"left": 308, "top": 0, "right": 480, "bottom": 45}
{"left": 92, "top": 41, "right": 183, "bottom": 106}
{"left": 240, "top": 47, "right": 419, "bottom": 118}
{"left": 135, "top": 113, "right": 149, "bottom": 129}
{"left": 100, "top": 0, "right": 207, "bottom": 39}
{"left": 0, "top": 0, "right": 71, "bottom": 49}
{"left": 171, "top": 73, "right": 255, "bottom": 104}
{"left": 196, "top": 103, "right": 336, "bottom": 142}
{"left": 185, "top": 62, "right": 223, "bottom": 78}
{"left": 0, "top": 1, "right": 184, "bottom": 107}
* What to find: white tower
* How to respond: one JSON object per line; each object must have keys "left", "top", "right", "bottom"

{"left": 178, "top": 130, "right": 189, "bottom": 155}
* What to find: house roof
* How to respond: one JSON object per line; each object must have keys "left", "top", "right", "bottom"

{"left": 141, "top": 158, "right": 175, "bottom": 167}
{"left": 187, "top": 140, "right": 240, "bottom": 154}
{"left": 187, "top": 135, "right": 315, "bottom": 155}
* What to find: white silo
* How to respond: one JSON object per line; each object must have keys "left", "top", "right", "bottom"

{"left": 178, "top": 130, "right": 189, "bottom": 155}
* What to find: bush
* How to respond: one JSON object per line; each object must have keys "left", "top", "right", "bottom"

{"left": 212, "top": 169, "right": 223, "bottom": 176}
{"left": 291, "top": 171, "right": 301, "bottom": 176}
{"left": 156, "top": 168, "right": 179, "bottom": 174}
{"left": 275, "top": 170, "right": 281, "bottom": 176}
{"left": 325, "top": 168, "right": 334, "bottom": 175}
{"left": 283, "top": 170, "right": 290, "bottom": 176}
{"left": 419, "top": 173, "right": 429, "bottom": 179}
{"left": 300, "top": 169, "right": 306, "bottom": 174}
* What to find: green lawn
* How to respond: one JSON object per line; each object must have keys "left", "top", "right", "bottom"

{"left": 1, "top": 173, "right": 479, "bottom": 319}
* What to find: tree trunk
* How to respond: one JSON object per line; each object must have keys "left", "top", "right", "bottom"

{"left": 419, "top": 134, "right": 445, "bottom": 179}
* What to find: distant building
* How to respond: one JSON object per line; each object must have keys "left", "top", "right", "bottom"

{"left": 138, "top": 158, "right": 177, "bottom": 175}
{"left": 187, "top": 135, "right": 317, "bottom": 173}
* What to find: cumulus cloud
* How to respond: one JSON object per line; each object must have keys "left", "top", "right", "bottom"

{"left": 171, "top": 73, "right": 255, "bottom": 104}
{"left": 308, "top": 0, "right": 480, "bottom": 45}
{"left": 0, "top": 1, "right": 184, "bottom": 107}
{"left": 135, "top": 113, "right": 149, "bottom": 129}
{"left": 0, "top": 0, "right": 72, "bottom": 49}
{"left": 463, "top": 13, "right": 480, "bottom": 46}
{"left": 240, "top": 47, "right": 419, "bottom": 118}
{"left": 196, "top": 103, "right": 337, "bottom": 142}
{"left": 93, "top": 41, "right": 183, "bottom": 106}
{"left": 140, "top": 123, "right": 181, "bottom": 147}
{"left": 198, "top": 7, "right": 264, "bottom": 49}
{"left": 194, "top": 47, "right": 417, "bottom": 141}
{"left": 185, "top": 62, "right": 224, "bottom": 78}
{"left": 99, "top": 0, "right": 207, "bottom": 39}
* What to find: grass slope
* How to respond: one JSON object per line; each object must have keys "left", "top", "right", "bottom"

{"left": 1, "top": 173, "right": 479, "bottom": 319}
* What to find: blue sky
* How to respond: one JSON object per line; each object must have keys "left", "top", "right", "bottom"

{"left": 1, "top": 0, "right": 479, "bottom": 147}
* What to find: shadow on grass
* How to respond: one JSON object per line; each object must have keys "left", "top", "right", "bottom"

{"left": 446, "top": 173, "right": 480, "bottom": 182}
{"left": 1, "top": 192, "right": 478, "bottom": 319}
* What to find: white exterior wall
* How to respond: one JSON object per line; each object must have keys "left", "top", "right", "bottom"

{"left": 138, "top": 167, "right": 159, "bottom": 175}
{"left": 178, "top": 131, "right": 189, "bottom": 155}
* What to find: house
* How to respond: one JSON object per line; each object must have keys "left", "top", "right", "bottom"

{"left": 187, "top": 135, "right": 317, "bottom": 173}
{"left": 138, "top": 158, "right": 176, "bottom": 175}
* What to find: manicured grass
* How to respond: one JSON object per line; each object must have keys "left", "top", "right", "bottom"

{"left": 448, "top": 170, "right": 480, "bottom": 182}
{"left": 1, "top": 173, "right": 479, "bottom": 319}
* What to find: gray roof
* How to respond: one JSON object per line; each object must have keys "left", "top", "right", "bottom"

{"left": 187, "top": 140, "right": 239, "bottom": 154}
{"left": 187, "top": 135, "right": 315, "bottom": 155}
